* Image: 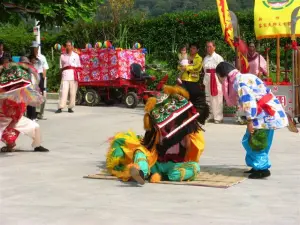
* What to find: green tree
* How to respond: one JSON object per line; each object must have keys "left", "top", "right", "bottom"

{"left": 95, "top": 0, "right": 136, "bottom": 41}
{"left": 133, "top": 0, "right": 254, "bottom": 16}
{"left": 1, "top": 0, "right": 103, "bottom": 25}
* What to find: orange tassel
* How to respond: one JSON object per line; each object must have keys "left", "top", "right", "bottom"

{"left": 150, "top": 173, "right": 162, "bottom": 183}
{"left": 163, "top": 85, "right": 189, "bottom": 99}
{"left": 145, "top": 97, "right": 157, "bottom": 113}
{"left": 144, "top": 114, "right": 152, "bottom": 130}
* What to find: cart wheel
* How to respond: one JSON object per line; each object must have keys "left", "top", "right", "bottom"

{"left": 125, "top": 92, "right": 138, "bottom": 108}
{"left": 84, "top": 89, "right": 100, "bottom": 106}
{"left": 76, "top": 89, "right": 84, "bottom": 105}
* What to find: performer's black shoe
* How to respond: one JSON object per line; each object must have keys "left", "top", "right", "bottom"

{"left": 68, "top": 108, "right": 74, "bottom": 113}
{"left": 130, "top": 167, "right": 145, "bottom": 185}
{"left": 34, "top": 146, "right": 49, "bottom": 152}
{"left": 248, "top": 169, "right": 271, "bottom": 179}
{"left": 244, "top": 168, "right": 255, "bottom": 174}
{"left": 55, "top": 109, "right": 62, "bottom": 114}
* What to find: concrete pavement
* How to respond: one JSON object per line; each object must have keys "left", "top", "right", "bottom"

{"left": 0, "top": 100, "right": 299, "bottom": 225}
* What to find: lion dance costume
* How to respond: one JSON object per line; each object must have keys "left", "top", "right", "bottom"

{"left": 106, "top": 85, "right": 208, "bottom": 185}
{"left": 0, "top": 63, "right": 48, "bottom": 152}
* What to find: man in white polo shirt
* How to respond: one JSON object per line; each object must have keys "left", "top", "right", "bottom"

{"left": 55, "top": 40, "right": 81, "bottom": 114}
{"left": 31, "top": 41, "right": 49, "bottom": 120}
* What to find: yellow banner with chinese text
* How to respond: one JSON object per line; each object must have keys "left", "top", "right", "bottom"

{"left": 254, "top": 0, "right": 300, "bottom": 39}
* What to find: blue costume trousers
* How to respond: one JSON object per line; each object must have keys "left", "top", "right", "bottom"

{"left": 242, "top": 129, "right": 274, "bottom": 171}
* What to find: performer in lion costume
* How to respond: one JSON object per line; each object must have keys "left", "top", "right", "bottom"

{"left": 106, "top": 85, "right": 209, "bottom": 185}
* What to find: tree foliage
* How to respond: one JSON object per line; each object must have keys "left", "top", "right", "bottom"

{"left": 134, "top": 0, "right": 254, "bottom": 16}
{"left": 96, "top": 0, "right": 136, "bottom": 37}
{"left": 1, "top": 0, "right": 254, "bottom": 25}
{"left": 40, "top": 0, "right": 103, "bottom": 25}
{"left": 0, "top": 0, "right": 103, "bottom": 25}
{"left": 0, "top": 23, "right": 33, "bottom": 55}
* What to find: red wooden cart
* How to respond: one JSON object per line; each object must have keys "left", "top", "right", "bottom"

{"left": 73, "top": 48, "right": 168, "bottom": 108}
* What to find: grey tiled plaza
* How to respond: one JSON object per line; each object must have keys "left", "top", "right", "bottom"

{"left": 0, "top": 101, "right": 299, "bottom": 225}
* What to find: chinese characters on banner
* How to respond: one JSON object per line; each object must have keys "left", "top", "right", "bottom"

{"left": 254, "top": 0, "right": 300, "bottom": 39}
{"left": 77, "top": 49, "right": 145, "bottom": 82}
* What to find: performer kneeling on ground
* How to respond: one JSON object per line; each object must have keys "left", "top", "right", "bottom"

{"left": 0, "top": 59, "right": 49, "bottom": 152}
{"left": 106, "top": 85, "right": 207, "bottom": 185}
{"left": 216, "top": 62, "right": 288, "bottom": 179}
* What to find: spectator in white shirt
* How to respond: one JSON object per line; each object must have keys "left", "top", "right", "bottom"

{"left": 202, "top": 41, "right": 224, "bottom": 124}
{"left": 31, "top": 41, "right": 49, "bottom": 120}
{"left": 55, "top": 40, "right": 82, "bottom": 114}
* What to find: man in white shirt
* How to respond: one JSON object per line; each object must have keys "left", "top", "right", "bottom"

{"left": 56, "top": 40, "right": 81, "bottom": 114}
{"left": 31, "top": 41, "right": 49, "bottom": 120}
{"left": 202, "top": 41, "right": 224, "bottom": 124}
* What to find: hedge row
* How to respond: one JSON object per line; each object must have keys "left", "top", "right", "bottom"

{"left": 58, "top": 10, "right": 294, "bottom": 71}
{"left": 61, "top": 11, "right": 255, "bottom": 59}
{"left": 1, "top": 10, "right": 297, "bottom": 91}
{"left": 1, "top": 10, "right": 295, "bottom": 60}
{"left": 0, "top": 24, "right": 34, "bottom": 55}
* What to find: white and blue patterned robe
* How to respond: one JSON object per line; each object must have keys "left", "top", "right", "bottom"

{"left": 234, "top": 73, "right": 288, "bottom": 130}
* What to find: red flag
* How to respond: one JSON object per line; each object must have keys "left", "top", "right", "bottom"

{"left": 239, "top": 52, "right": 250, "bottom": 73}
{"left": 237, "top": 39, "right": 248, "bottom": 55}
{"left": 216, "top": 0, "right": 234, "bottom": 49}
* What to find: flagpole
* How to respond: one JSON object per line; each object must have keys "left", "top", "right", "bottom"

{"left": 35, "top": 20, "right": 41, "bottom": 54}
{"left": 276, "top": 36, "right": 280, "bottom": 83}
{"left": 291, "top": 6, "right": 300, "bottom": 119}
{"left": 265, "top": 47, "right": 270, "bottom": 79}
{"left": 235, "top": 38, "right": 241, "bottom": 71}
{"left": 258, "top": 40, "right": 261, "bottom": 78}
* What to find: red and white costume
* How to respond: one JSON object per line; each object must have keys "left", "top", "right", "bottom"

{"left": 0, "top": 63, "right": 45, "bottom": 151}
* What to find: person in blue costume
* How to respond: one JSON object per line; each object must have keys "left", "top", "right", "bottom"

{"left": 215, "top": 62, "right": 289, "bottom": 179}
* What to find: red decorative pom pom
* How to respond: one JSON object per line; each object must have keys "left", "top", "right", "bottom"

{"left": 292, "top": 41, "right": 298, "bottom": 50}
{"left": 1, "top": 127, "right": 20, "bottom": 145}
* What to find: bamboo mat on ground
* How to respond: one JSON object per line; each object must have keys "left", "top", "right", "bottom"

{"left": 84, "top": 165, "right": 248, "bottom": 189}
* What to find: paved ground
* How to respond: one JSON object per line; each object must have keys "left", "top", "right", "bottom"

{"left": 0, "top": 100, "right": 299, "bottom": 225}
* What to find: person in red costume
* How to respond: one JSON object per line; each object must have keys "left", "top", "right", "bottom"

{"left": 0, "top": 56, "right": 49, "bottom": 152}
